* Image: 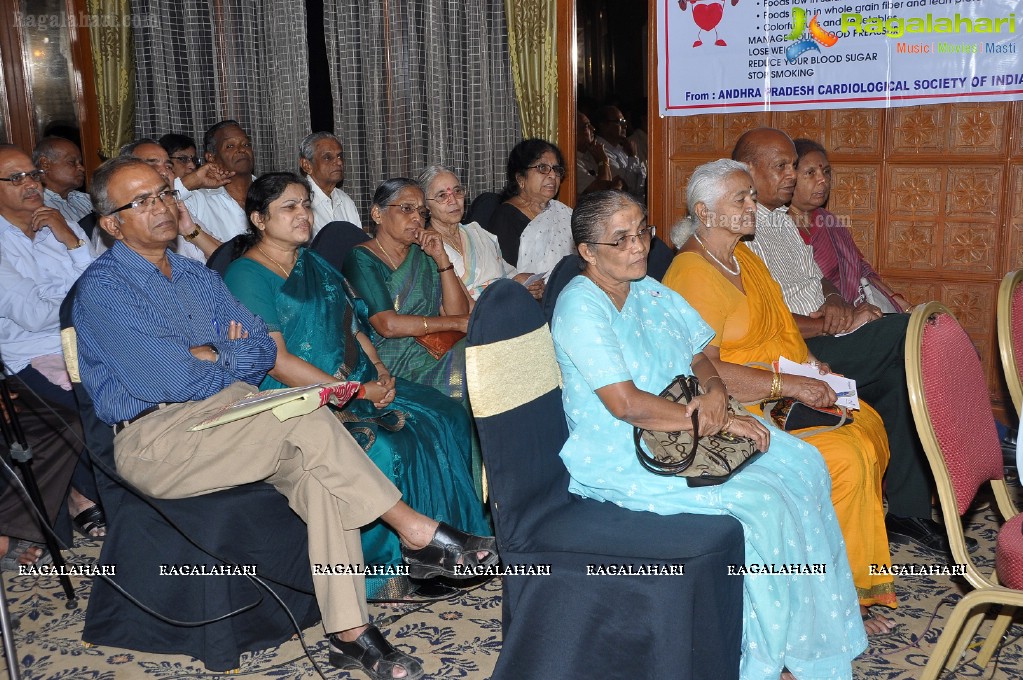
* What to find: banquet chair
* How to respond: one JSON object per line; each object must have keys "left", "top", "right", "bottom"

{"left": 541, "top": 253, "right": 582, "bottom": 326}
{"left": 997, "top": 269, "right": 1023, "bottom": 416}
{"left": 309, "top": 220, "right": 370, "bottom": 272}
{"left": 466, "top": 191, "right": 501, "bottom": 231}
{"left": 905, "top": 301, "right": 1023, "bottom": 679}
{"left": 59, "top": 283, "right": 320, "bottom": 672}
{"left": 205, "top": 235, "right": 248, "bottom": 276}
{"left": 466, "top": 278, "right": 744, "bottom": 680}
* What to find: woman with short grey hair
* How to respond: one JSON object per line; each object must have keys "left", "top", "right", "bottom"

{"left": 418, "top": 164, "right": 543, "bottom": 300}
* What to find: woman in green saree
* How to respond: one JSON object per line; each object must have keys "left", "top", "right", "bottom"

{"left": 341, "top": 178, "right": 473, "bottom": 407}
{"left": 223, "top": 173, "right": 489, "bottom": 600}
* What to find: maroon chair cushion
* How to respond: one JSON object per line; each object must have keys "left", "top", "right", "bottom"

{"left": 996, "top": 512, "right": 1023, "bottom": 590}
{"left": 920, "top": 312, "right": 1004, "bottom": 515}
{"left": 1011, "top": 282, "right": 1023, "bottom": 385}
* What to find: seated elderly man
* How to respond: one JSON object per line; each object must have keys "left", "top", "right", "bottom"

{"left": 298, "top": 132, "right": 360, "bottom": 235}
{"left": 593, "top": 104, "right": 646, "bottom": 201}
{"left": 0, "top": 143, "right": 105, "bottom": 546}
{"left": 34, "top": 137, "right": 92, "bottom": 224}
{"left": 732, "top": 127, "right": 947, "bottom": 553}
{"left": 73, "top": 156, "right": 495, "bottom": 680}
{"left": 88, "top": 139, "right": 222, "bottom": 263}
{"left": 175, "top": 120, "right": 255, "bottom": 241}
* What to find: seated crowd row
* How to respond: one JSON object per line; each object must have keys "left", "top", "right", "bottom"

{"left": 0, "top": 120, "right": 944, "bottom": 680}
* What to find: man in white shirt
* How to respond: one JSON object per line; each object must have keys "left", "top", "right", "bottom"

{"left": 734, "top": 127, "right": 949, "bottom": 555}
{"left": 0, "top": 144, "right": 104, "bottom": 549}
{"left": 175, "top": 120, "right": 255, "bottom": 241}
{"left": 34, "top": 137, "right": 92, "bottom": 224}
{"left": 594, "top": 105, "right": 647, "bottom": 202}
{"left": 298, "top": 132, "right": 361, "bottom": 235}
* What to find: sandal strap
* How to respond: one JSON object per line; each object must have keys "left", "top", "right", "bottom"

{"left": 330, "top": 625, "right": 424, "bottom": 679}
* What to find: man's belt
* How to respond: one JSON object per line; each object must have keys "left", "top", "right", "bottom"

{"left": 112, "top": 403, "right": 169, "bottom": 435}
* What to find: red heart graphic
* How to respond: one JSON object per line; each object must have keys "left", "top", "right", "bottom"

{"left": 692, "top": 2, "right": 723, "bottom": 32}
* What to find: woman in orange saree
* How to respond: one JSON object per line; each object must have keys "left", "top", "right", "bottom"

{"left": 662, "top": 159, "right": 896, "bottom": 634}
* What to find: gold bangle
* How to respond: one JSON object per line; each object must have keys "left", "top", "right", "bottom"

{"left": 423, "top": 315, "right": 429, "bottom": 333}
{"left": 769, "top": 371, "right": 783, "bottom": 400}
{"left": 183, "top": 225, "right": 202, "bottom": 241}
{"left": 704, "top": 375, "right": 725, "bottom": 391}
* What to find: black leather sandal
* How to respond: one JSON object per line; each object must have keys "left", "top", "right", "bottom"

{"left": 328, "top": 625, "right": 424, "bottom": 679}
{"left": 71, "top": 505, "right": 107, "bottom": 539}
{"left": 400, "top": 522, "right": 498, "bottom": 579}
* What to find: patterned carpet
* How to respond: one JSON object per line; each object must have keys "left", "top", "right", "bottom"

{"left": 3, "top": 483, "right": 1023, "bottom": 679}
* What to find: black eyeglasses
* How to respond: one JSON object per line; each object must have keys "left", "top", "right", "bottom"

{"left": 588, "top": 225, "right": 656, "bottom": 250}
{"left": 527, "top": 163, "right": 566, "bottom": 179}
{"left": 170, "top": 155, "right": 202, "bottom": 166}
{"left": 0, "top": 170, "right": 45, "bottom": 186}
{"left": 427, "top": 187, "right": 466, "bottom": 203}
{"left": 387, "top": 203, "right": 430, "bottom": 219}
{"left": 107, "top": 189, "right": 180, "bottom": 216}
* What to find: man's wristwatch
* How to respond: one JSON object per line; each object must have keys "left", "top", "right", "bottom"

{"left": 204, "top": 344, "right": 220, "bottom": 360}
{"left": 67, "top": 238, "right": 86, "bottom": 250}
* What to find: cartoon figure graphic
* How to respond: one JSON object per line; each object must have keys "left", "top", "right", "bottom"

{"left": 678, "top": 0, "right": 740, "bottom": 47}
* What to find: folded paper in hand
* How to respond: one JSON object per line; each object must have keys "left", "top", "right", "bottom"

{"left": 189, "top": 381, "right": 361, "bottom": 431}
{"left": 776, "top": 356, "right": 859, "bottom": 410}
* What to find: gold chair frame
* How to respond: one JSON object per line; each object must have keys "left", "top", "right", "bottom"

{"left": 906, "top": 301, "right": 1023, "bottom": 680}
{"left": 997, "top": 269, "right": 1023, "bottom": 418}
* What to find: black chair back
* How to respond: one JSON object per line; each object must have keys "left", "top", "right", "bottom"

{"left": 541, "top": 253, "right": 583, "bottom": 327}
{"left": 77, "top": 211, "right": 99, "bottom": 239}
{"left": 466, "top": 191, "right": 501, "bottom": 231}
{"left": 205, "top": 235, "right": 248, "bottom": 275}
{"left": 309, "top": 221, "right": 370, "bottom": 273}
{"left": 648, "top": 236, "right": 677, "bottom": 282}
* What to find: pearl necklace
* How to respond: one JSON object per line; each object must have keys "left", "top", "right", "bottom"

{"left": 256, "top": 244, "right": 295, "bottom": 278}
{"left": 693, "top": 232, "right": 740, "bottom": 276}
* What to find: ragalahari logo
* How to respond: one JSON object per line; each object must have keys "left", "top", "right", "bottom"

{"left": 785, "top": 6, "right": 840, "bottom": 63}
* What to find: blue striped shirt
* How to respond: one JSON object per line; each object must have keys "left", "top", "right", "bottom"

{"left": 73, "top": 241, "right": 276, "bottom": 424}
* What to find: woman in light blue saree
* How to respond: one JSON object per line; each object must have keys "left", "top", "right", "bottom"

{"left": 224, "top": 173, "right": 488, "bottom": 599}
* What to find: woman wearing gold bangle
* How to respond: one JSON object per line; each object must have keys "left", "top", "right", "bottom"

{"left": 663, "top": 159, "right": 896, "bottom": 637}
{"left": 343, "top": 178, "right": 473, "bottom": 399}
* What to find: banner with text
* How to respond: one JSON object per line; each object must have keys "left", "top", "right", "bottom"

{"left": 657, "top": 0, "right": 1022, "bottom": 115}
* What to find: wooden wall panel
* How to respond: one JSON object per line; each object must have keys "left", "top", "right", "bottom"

{"left": 647, "top": 98, "right": 1022, "bottom": 416}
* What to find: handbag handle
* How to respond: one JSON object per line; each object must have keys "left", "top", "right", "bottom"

{"left": 633, "top": 376, "right": 701, "bottom": 475}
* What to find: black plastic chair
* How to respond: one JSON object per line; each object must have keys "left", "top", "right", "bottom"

{"left": 59, "top": 283, "right": 319, "bottom": 671}
{"left": 77, "top": 211, "right": 99, "bottom": 240}
{"left": 466, "top": 279, "right": 744, "bottom": 680}
{"left": 466, "top": 191, "right": 501, "bottom": 231}
{"left": 309, "top": 220, "right": 370, "bottom": 273}
{"left": 205, "top": 235, "right": 248, "bottom": 276}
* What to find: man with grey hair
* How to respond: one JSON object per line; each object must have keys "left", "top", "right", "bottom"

{"left": 34, "top": 137, "right": 92, "bottom": 224}
{"left": 88, "top": 139, "right": 223, "bottom": 263}
{"left": 298, "top": 132, "right": 360, "bottom": 235}
{"left": 73, "top": 156, "right": 496, "bottom": 677}
{"left": 732, "top": 127, "right": 954, "bottom": 556}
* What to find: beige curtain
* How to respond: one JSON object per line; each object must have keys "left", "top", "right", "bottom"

{"left": 87, "top": 0, "right": 135, "bottom": 159}
{"left": 505, "top": 0, "right": 558, "bottom": 143}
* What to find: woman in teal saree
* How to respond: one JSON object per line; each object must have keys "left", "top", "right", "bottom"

{"left": 224, "top": 173, "right": 489, "bottom": 598}
{"left": 341, "top": 178, "right": 473, "bottom": 407}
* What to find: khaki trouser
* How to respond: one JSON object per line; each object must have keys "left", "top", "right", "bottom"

{"left": 113, "top": 382, "right": 401, "bottom": 633}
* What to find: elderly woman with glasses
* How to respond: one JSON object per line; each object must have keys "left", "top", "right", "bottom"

{"left": 343, "top": 178, "right": 483, "bottom": 496}
{"left": 553, "top": 189, "right": 869, "bottom": 680}
{"left": 418, "top": 164, "right": 544, "bottom": 300}
{"left": 487, "top": 138, "right": 574, "bottom": 276}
